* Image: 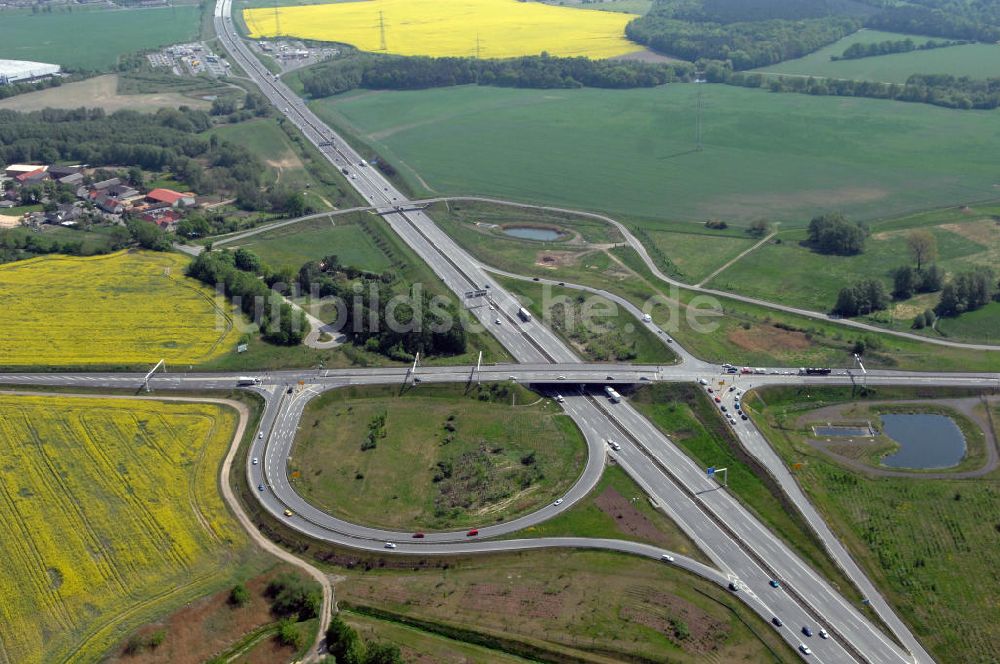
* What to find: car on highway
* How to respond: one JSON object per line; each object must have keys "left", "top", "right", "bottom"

{"left": 770, "top": 579, "right": 780, "bottom": 588}
{"left": 258, "top": 431, "right": 264, "bottom": 438}
{"left": 553, "top": 498, "right": 564, "bottom": 506}
{"left": 802, "top": 626, "right": 813, "bottom": 637}
{"left": 384, "top": 542, "right": 396, "bottom": 549}
{"left": 707, "top": 387, "right": 714, "bottom": 393}
{"left": 606, "top": 375, "right": 614, "bottom": 380}
{"left": 608, "top": 440, "right": 622, "bottom": 451}
{"left": 555, "top": 394, "right": 565, "bottom": 403}
{"left": 720, "top": 405, "right": 727, "bottom": 412}
{"left": 509, "top": 375, "right": 517, "bottom": 381}
{"left": 728, "top": 582, "right": 739, "bottom": 592}
{"left": 728, "top": 386, "right": 736, "bottom": 392}
{"left": 660, "top": 553, "right": 674, "bottom": 563}
{"left": 741, "top": 413, "right": 749, "bottom": 420}
{"left": 495, "top": 318, "right": 501, "bottom": 325}
{"left": 532, "top": 277, "right": 540, "bottom": 281}
{"left": 283, "top": 509, "right": 293, "bottom": 517}
{"left": 698, "top": 378, "right": 708, "bottom": 385}
{"left": 252, "top": 457, "right": 259, "bottom": 465}
{"left": 557, "top": 375, "right": 566, "bottom": 380}
{"left": 258, "top": 483, "right": 264, "bottom": 491}
{"left": 729, "top": 418, "right": 737, "bottom": 425}
{"left": 818, "top": 629, "right": 828, "bottom": 639}
{"left": 772, "top": 617, "right": 783, "bottom": 627}
{"left": 714, "top": 396, "right": 721, "bottom": 403}
{"left": 466, "top": 529, "right": 479, "bottom": 537}
{"left": 799, "top": 644, "right": 812, "bottom": 656}
{"left": 412, "top": 532, "right": 425, "bottom": 538}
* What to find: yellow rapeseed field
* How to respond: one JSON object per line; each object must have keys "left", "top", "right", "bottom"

{"left": 244, "top": 0, "right": 642, "bottom": 59}
{"left": 0, "top": 251, "right": 236, "bottom": 367}
{"left": 0, "top": 394, "right": 248, "bottom": 664}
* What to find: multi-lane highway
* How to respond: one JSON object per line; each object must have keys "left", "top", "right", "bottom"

{"left": 24, "top": 2, "right": 992, "bottom": 661}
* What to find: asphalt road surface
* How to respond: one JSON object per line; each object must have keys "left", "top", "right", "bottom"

{"left": 17, "top": 2, "right": 991, "bottom": 660}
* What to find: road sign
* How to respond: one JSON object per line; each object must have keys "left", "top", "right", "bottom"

{"left": 707, "top": 466, "right": 715, "bottom": 476}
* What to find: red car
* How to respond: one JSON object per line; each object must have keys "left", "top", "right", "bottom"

{"left": 412, "top": 532, "right": 425, "bottom": 539}
{"left": 467, "top": 529, "right": 479, "bottom": 537}
{"left": 714, "top": 396, "right": 721, "bottom": 403}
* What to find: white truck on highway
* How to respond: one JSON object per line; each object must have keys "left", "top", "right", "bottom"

{"left": 237, "top": 376, "right": 263, "bottom": 386}
{"left": 604, "top": 386, "right": 622, "bottom": 403}
{"left": 517, "top": 307, "right": 532, "bottom": 322}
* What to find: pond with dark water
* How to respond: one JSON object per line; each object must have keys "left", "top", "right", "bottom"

{"left": 880, "top": 413, "right": 966, "bottom": 470}
{"left": 502, "top": 226, "right": 564, "bottom": 241}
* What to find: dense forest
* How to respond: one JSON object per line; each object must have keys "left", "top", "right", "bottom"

{"left": 625, "top": 0, "right": 865, "bottom": 69}
{"left": 186, "top": 249, "right": 307, "bottom": 346}
{"left": 0, "top": 107, "right": 261, "bottom": 196}
{"left": 298, "top": 54, "right": 693, "bottom": 97}
{"left": 297, "top": 255, "right": 467, "bottom": 359}
{"left": 867, "top": 1, "right": 1000, "bottom": 42}
{"left": 627, "top": 0, "right": 1000, "bottom": 70}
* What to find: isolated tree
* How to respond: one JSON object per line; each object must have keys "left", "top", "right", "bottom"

{"left": 892, "top": 266, "right": 917, "bottom": 299}
{"left": 807, "top": 213, "right": 866, "bottom": 255}
{"left": 833, "top": 286, "right": 860, "bottom": 317}
{"left": 747, "top": 218, "right": 770, "bottom": 237}
{"left": 327, "top": 614, "right": 366, "bottom": 664}
{"left": 907, "top": 230, "right": 938, "bottom": 270}
{"left": 234, "top": 247, "right": 263, "bottom": 273}
{"left": 935, "top": 283, "right": 962, "bottom": 316}
{"left": 918, "top": 264, "right": 944, "bottom": 293}
{"left": 229, "top": 584, "right": 250, "bottom": 607}
{"left": 276, "top": 619, "right": 302, "bottom": 648}
{"left": 364, "top": 642, "right": 404, "bottom": 664}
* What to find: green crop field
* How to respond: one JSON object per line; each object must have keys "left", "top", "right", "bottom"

{"left": 311, "top": 84, "right": 1000, "bottom": 226}
{"left": 757, "top": 29, "right": 1000, "bottom": 84}
{"left": 290, "top": 383, "right": 586, "bottom": 530}
{"left": 0, "top": 394, "right": 263, "bottom": 664}
{"left": 749, "top": 387, "right": 1000, "bottom": 664}
{"left": 0, "top": 6, "right": 202, "bottom": 70}
{"left": 229, "top": 215, "right": 392, "bottom": 274}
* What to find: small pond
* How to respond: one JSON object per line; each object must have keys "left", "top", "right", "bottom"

{"left": 502, "top": 226, "right": 564, "bottom": 241}
{"left": 880, "top": 413, "right": 966, "bottom": 470}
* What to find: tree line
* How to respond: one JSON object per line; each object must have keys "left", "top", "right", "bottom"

{"left": 299, "top": 53, "right": 692, "bottom": 97}
{"left": 713, "top": 68, "right": 1000, "bottom": 110}
{"left": 832, "top": 37, "right": 969, "bottom": 61}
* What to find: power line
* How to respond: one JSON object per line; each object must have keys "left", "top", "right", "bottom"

{"left": 273, "top": 0, "right": 282, "bottom": 38}
{"left": 695, "top": 70, "right": 704, "bottom": 151}
{"left": 378, "top": 10, "right": 387, "bottom": 51}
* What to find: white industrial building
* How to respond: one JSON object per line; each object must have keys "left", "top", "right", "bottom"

{"left": 0, "top": 59, "right": 61, "bottom": 85}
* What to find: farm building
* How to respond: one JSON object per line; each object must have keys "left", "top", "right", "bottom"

{"left": 0, "top": 59, "right": 60, "bottom": 85}
{"left": 146, "top": 188, "right": 196, "bottom": 208}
